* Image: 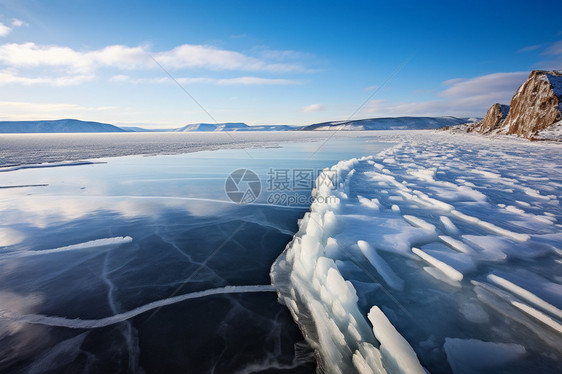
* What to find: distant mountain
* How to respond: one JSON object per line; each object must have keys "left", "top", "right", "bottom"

{"left": 174, "top": 122, "right": 297, "bottom": 132}
{"left": 0, "top": 120, "right": 296, "bottom": 133}
{"left": 119, "top": 126, "right": 176, "bottom": 132}
{"left": 300, "top": 116, "right": 476, "bottom": 131}
{"left": 175, "top": 123, "right": 245, "bottom": 132}
{"left": 0, "top": 119, "right": 125, "bottom": 133}
{"left": 244, "top": 125, "right": 296, "bottom": 131}
{"left": 0, "top": 117, "right": 487, "bottom": 134}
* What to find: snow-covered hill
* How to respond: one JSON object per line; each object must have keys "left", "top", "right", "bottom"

{"left": 174, "top": 122, "right": 296, "bottom": 132}
{"left": 301, "top": 116, "right": 476, "bottom": 131}
{"left": 0, "top": 119, "right": 125, "bottom": 133}
{"left": 119, "top": 126, "right": 176, "bottom": 132}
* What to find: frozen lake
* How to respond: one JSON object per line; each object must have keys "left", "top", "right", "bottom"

{"left": 0, "top": 133, "right": 391, "bottom": 373}
{"left": 1, "top": 131, "right": 561, "bottom": 373}
{"left": 0, "top": 131, "right": 395, "bottom": 167}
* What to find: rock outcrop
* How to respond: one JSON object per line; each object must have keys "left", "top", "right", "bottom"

{"left": 448, "top": 70, "right": 562, "bottom": 141}
{"left": 503, "top": 70, "right": 562, "bottom": 138}
{"left": 470, "top": 103, "right": 510, "bottom": 134}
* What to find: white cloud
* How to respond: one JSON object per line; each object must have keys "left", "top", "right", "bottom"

{"left": 109, "top": 74, "right": 130, "bottom": 82}
{"left": 0, "top": 18, "right": 25, "bottom": 37}
{"left": 365, "top": 72, "right": 528, "bottom": 117}
{"left": 90, "top": 44, "right": 148, "bottom": 70}
{"left": 156, "top": 44, "right": 305, "bottom": 73}
{"left": 11, "top": 19, "right": 25, "bottom": 27}
{"left": 0, "top": 43, "right": 146, "bottom": 73}
{"left": 0, "top": 42, "right": 309, "bottom": 86}
{"left": 0, "top": 69, "right": 92, "bottom": 86}
{"left": 439, "top": 72, "right": 528, "bottom": 101}
{"left": 112, "top": 75, "right": 300, "bottom": 86}
{"left": 0, "top": 42, "right": 306, "bottom": 74}
{"left": 215, "top": 76, "right": 300, "bottom": 85}
{"left": 302, "top": 103, "right": 325, "bottom": 112}
{"left": 0, "top": 22, "right": 11, "bottom": 37}
{"left": 0, "top": 101, "right": 119, "bottom": 120}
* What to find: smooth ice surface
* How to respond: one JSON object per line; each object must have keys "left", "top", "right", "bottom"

{"left": 2, "top": 285, "right": 276, "bottom": 329}
{"left": 0, "top": 131, "right": 394, "bottom": 167}
{"left": 0, "top": 133, "right": 391, "bottom": 373}
{"left": 271, "top": 131, "right": 562, "bottom": 373}
{"left": 443, "top": 338, "right": 527, "bottom": 374}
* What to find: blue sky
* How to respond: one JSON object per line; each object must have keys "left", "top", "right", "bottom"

{"left": 0, "top": 0, "right": 561, "bottom": 128}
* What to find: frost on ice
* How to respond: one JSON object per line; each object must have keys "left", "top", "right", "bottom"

{"left": 271, "top": 133, "right": 562, "bottom": 373}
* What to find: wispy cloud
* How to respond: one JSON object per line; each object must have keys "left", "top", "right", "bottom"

{"left": 541, "top": 40, "right": 562, "bottom": 56}
{"left": 365, "top": 71, "right": 528, "bottom": 117}
{"left": 0, "top": 18, "right": 25, "bottom": 37}
{"left": 0, "top": 43, "right": 148, "bottom": 73}
{"left": 111, "top": 74, "right": 301, "bottom": 86}
{"left": 0, "top": 42, "right": 310, "bottom": 86}
{"left": 302, "top": 103, "right": 325, "bottom": 112}
{"left": 0, "top": 69, "right": 92, "bottom": 86}
{"left": 11, "top": 19, "right": 25, "bottom": 27}
{"left": 156, "top": 44, "right": 305, "bottom": 73}
{"left": 0, "top": 22, "right": 11, "bottom": 37}
{"left": 531, "top": 40, "right": 562, "bottom": 69}
{"left": 518, "top": 44, "right": 542, "bottom": 53}
{"left": 0, "top": 101, "right": 119, "bottom": 120}
{"left": 438, "top": 72, "right": 527, "bottom": 102}
{"left": 0, "top": 42, "right": 307, "bottom": 73}
{"left": 215, "top": 76, "right": 300, "bottom": 85}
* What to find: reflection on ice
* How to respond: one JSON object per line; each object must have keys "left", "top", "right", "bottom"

{"left": 0, "top": 201, "right": 313, "bottom": 372}
{"left": 1, "top": 137, "right": 388, "bottom": 373}
{"left": 0, "top": 228, "right": 25, "bottom": 247}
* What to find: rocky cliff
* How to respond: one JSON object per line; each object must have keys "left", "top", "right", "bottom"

{"left": 503, "top": 70, "right": 562, "bottom": 138}
{"left": 470, "top": 103, "right": 510, "bottom": 134}
{"left": 452, "top": 70, "right": 562, "bottom": 141}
